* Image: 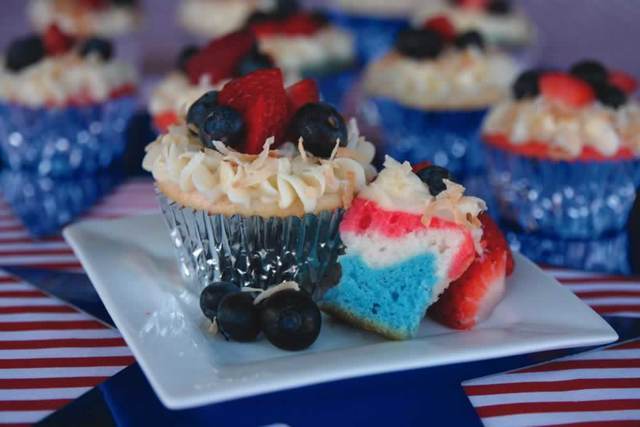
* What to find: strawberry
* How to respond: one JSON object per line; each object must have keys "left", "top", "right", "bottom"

{"left": 423, "top": 16, "right": 456, "bottom": 42}
{"left": 79, "top": 0, "right": 107, "bottom": 9}
{"left": 185, "top": 30, "right": 256, "bottom": 85}
{"left": 153, "top": 111, "right": 179, "bottom": 133}
{"left": 539, "top": 72, "right": 595, "bottom": 108}
{"left": 218, "top": 69, "right": 289, "bottom": 154}
{"left": 609, "top": 70, "right": 638, "bottom": 94}
{"left": 251, "top": 13, "right": 323, "bottom": 37}
{"left": 286, "top": 79, "right": 319, "bottom": 115}
{"left": 458, "top": 0, "right": 489, "bottom": 10}
{"left": 43, "top": 25, "right": 74, "bottom": 56}
{"left": 411, "top": 161, "right": 432, "bottom": 173}
{"left": 428, "top": 213, "right": 513, "bottom": 330}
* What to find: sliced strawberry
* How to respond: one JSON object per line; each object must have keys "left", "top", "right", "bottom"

{"left": 286, "top": 79, "right": 319, "bottom": 114}
{"left": 609, "top": 70, "right": 638, "bottom": 94}
{"left": 43, "top": 25, "right": 74, "bottom": 56}
{"left": 218, "top": 69, "right": 289, "bottom": 154}
{"left": 539, "top": 72, "right": 595, "bottom": 108}
{"left": 411, "top": 161, "right": 432, "bottom": 173}
{"left": 428, "top": 213, "right": 513, "bottom": 330}
{"left": 153, "top": 111, "right": 179, "bottom": 133}
{"left": 185, "top": 30, "right": 256, "bottom": 85}
{"left": 423, "top": 16, "right": 456, "bottom": 42}
{"left": 79, "top": 0, "right": 108, "bottom": 10}
{"left": 458, "top": 0, "right": 489, "bottom": 10}
{"left": 250, "top": 13, "right": 324, "bottom": 37}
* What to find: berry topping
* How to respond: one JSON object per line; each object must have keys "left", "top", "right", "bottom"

{"left": 271, "top": 0, "right": 300, "bottom": 19}
{"left": 199, "top": 105, "right": 246, "bottom": 149}
{"left": 454, "top": 30, "right": 485, "bottom": 50}
{"left": 217, "top": 292, "right": 261, "bottom": 342}
{"left": 79, "top": 38, "right": 113, "bottom": 60}
{"left": 185, "top": 30, "right": 256, "bottom": 85}
{"left": 259, "top": 289, "right": 321, "bottom": 351}
{"left": 512, "top": 70, "right": 541, "bottom": 99}
{"left": 539, "top": 72, "right": 595, "bottom": 108}
{"left": 423, "top": 16, "right": 456, "bottom": 42}
{"left": 286, "top": 79, "right": 320, "bottom": 114}
{"left": 176, "top": 45, "right": 199, "bottom": 72}
{"left": 456, "top": 0, "right": 489, "bottom": 10}
{"left": 199, "top": 282, "right": 240, "bottom": 321}
{"left": 5, "top": 36, "right": 45, "bottom": 72}
{"left": 218, "top": 69, "right": 289, "bottom": 154}
{"left": 395, "top": 28, "right": 444, "bottom": 59}
{"left": 609, "top": 70, "right": 638, "bottom": 94}
{"left": 43, "top": 25, "right": 74, "bottom": 56}
{"left": 288, "top": 102, "right": 348, "bottom": 158}
{"left": 250, "top": 12, "right": 325, "bottom": 37}
{"left": 593, "top": 83, "right": 627, "bottom": 109}
{"left": 187, "top": 90, "right": 219, "bottom": 130}
{"left": 234, "top": 46, "right": 274, "bottom": 77}
{"left": 80, "top": 0, "right": 108, "bottom": 9}
{"left": 414, "top": 164, "right": 452, "bottom": 196}
{"left": 569, "top": 59, "right": 608, "bottom": 85}
{"left": 487, "top": 0, "right": 511, "bottom": 14}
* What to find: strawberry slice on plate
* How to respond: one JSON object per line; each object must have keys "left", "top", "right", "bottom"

{"left": 539, "top": 72, "right": 595, "bottom": 108}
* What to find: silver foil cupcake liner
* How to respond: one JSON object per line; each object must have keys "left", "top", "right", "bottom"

{"left": 157, "top": 192, "right": 345, "bottom": 297}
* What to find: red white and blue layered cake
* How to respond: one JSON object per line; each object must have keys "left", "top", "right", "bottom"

{"left": 320, "top": 157, "right": 496, "bottom": 340}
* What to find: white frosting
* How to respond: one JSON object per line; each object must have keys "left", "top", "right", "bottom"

{"left": 483, "top": 97, "right": 640, "bottom": 158}
{"left": 179, "top": 0, "right": 260, "bottom": 37}
{"left": 258, "top": 27, "right": 355, "bottom": 74}
{"left": 0, "top": 51, "right": 137, "bottom": 107}
{"left": 28, "top": 0, "right": 139, "bottom": 37}
{"left": 415, "top": 1, "right": 533, "bottom": 47}
{"left": 142, "top": 119, "right": 377, "bottom": 213}
{"left": 365, "top": 48, "right": 517, "bottom": 109}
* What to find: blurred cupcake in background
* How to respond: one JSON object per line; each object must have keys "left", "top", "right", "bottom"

{"left": 0, "top": 25, "right": 137, "bottom": 176}
{"left": 179, "top": 0, "right": 261, "bottom": 38}
{"left": 482, "top": 60, "right": 640, "bottom": 241}
{"left": 364, "top": 17, "right": 517, "bottom": 177}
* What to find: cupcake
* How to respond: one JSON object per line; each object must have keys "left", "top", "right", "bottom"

{"left": 245, "top": 0, "right": 357, "bottom": 108}
{"left": 0, "top": 26, "right": 137, "bottom": 176}
{"left": 364, "top": 18, "right": 517, "bottom": 177}
{"left": 178, "top": 0, "right": 260, "bottom": 38}
{"left": 142, "top": 69, "right": 376, "bottom": 294}
{"left": 414, "top": 0, "right": 534, "bottom": 50}
{"left": 482, "top": 60, "right": 640, "bottom": 240}
{"left": 319, "top": 158, "right": 512, "bottom": 339}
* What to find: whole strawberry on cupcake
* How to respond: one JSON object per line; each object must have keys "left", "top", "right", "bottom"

{"left": 143, "top": 69, "right": 376, "bottom": 294}
{"left": 149, "top": 30, "right": 294, "bottom": 133}
{"left": 482, "top": 60, "right": 640, "bottom": 241}
{"left": 364, "top": 16, "right": 518, "bottom": 177}
{"left": 0, "top": 25, "right": 137, "bottom": 176}
{"left": 178, "top": 0, "right": 261, "bottom": 38}
{"left": 244, "top": 0, "right": 357, "bottom": 108}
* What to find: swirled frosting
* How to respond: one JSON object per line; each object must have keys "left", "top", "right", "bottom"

{"left": 179, "top": 0, "right": 259, "bottom": 37}
{"left": 142, "top": 119, "right": 377, "bottom": 216}
{"left": 483, "top": 97, "right": 640, "bottom": 159}
{"left": 29, "top": 0, "right": 139, "bottom": 37}
{"left": 365, "top": 48, "right": 517, "bottom": 109}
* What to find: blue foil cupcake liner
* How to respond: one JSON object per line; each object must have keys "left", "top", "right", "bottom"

{"left": 157, "top": 192, "right": 344, "bottom": 297}
{"left": 485, "top": 143, "right": 640, "bottom": 240}
{"left": 0, "top": 96, "right": 136, "bottom": 177}
{"left": 371, "top": 97, "right": 488, "bottom": 177}
{"left": 0, "top": 170, "right": 122, "bottom": 238}
{"left": 326, "top": 11, "right": 407, "bottom": 63}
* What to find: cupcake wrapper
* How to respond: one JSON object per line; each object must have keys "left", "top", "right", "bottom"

{"left": 0, "top": 96, "right": 136, "bottom": 177}
{"left": 371, "top": 97, "right": 488, "bottom": 177}
{"left": 485, "top": 143, "right": 640, "bottom": 239}
{"left": 0, "top": 169, "right": 122, "bottom": 237}
{"left": 157, "top": 192, "right": 345, "bottom": 297}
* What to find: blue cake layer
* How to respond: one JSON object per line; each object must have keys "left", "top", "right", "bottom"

{"left": 320, "top": 252, "right": 440, "bottom": 339}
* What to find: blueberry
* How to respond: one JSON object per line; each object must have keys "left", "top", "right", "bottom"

{"left": 234, "top": 46, "right": 274, "bottom": 77}
{"left": 288, "top": 103, "right": 348, "bottom": 158}
{"left": 177, "top": 45, "right": 199, "bottom": 72}
{"left": 217, "top": 292, "right": 261, "bottom": 342}
{"left": 487, "top": 0, "right": 511, "bottom": 14}
{"left": 570, "top": 60, "right": 608, "bottom": 85}
{"left": 454, "top": 31, "right": 485, "bottom": 50}
{"left": 415, "top": 165, "right": 452, "bottom": 196}
{"left": 272, "top": 0, "right": 299, "bottom": 19}
{"left": 80, "top": 38, "right": 113, "bottom": 60}
{"left": 594, "top": 83, "right": 627, "bottom": 109}
{"left": 259, "top": 290, "right": 321, "bottom": 351}
{"left": 112, "top": 0, "right": 137, "bottom": 5}
{"left": 199, "top": 282, "right": 240, "bottom": 321}
{"left": 395, "top": 28, "right": 444, "bottom": 59}
{"left": 187, "top": 90, "right": 219, "bottom": 130}
{"left": 512, "top": 70, "right": 542, "bottom": 100}
{"left": 5, "top": 36, "right": 45, "bottom": 72}
{"left": 310, "top": 10, "right": 330, "bottom": 26}
{"left": 199, "top": 105, "right": 245, "bottom": 149}
{"left": 247, "top": 11, "right": 272, "bottom": 25}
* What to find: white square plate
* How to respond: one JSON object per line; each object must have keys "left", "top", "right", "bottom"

{"left": 64, "top": 214, "right": 617, "bottom": 409}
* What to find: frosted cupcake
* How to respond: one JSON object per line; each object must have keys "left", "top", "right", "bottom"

{"left": 178, "top": 0, "right": 260, "bottom": 38}
{"left": 482, "top": 60, "right": 640, "bottom": 240}
{"left": 143, "top": 69, "right": 376, "bottom": 294}
{"left": 0, "top": 26, "right": 137, "bottom": 176}
{"left": 364, "top": 18, "right": 517, "bottom": 176}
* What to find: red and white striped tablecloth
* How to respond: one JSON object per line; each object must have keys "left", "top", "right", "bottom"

{"left": 0, "top": 178, "right": 158, "bottom": 272}
{"left": 0, "top": 269, "right": 133, "bottom": 426}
